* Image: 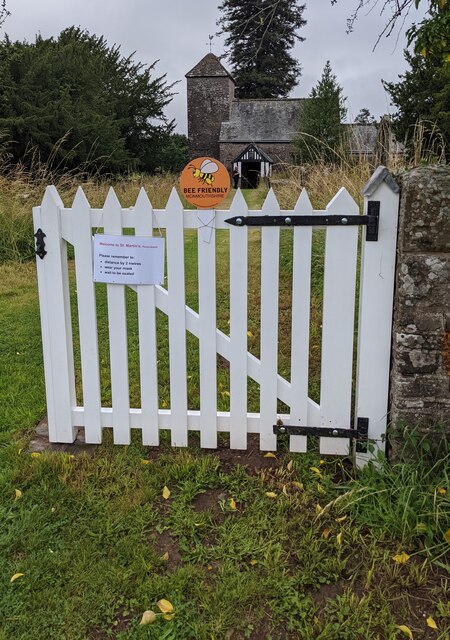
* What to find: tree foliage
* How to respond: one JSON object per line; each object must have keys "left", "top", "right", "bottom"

{"left": 0, "top": 28, "right": 176, "bottom": 173}
{"left": 354, "top": 108, "right": 377, "bottom": 124}
{"left": 383, "top": 50, "right": 449, "bottom": 160}
{"left": 217, "top": 0, "right": 306, "bottom": 98}
{"left": 295, "top": 61, "right": 347, "bottom": 163}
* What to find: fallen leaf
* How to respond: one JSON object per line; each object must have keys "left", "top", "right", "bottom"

{"left": 265, "top": 492, "right": 277, "bottom": 498}
{"left": 140, "top": 459, "right": 150, "bottom": 465}
{"left": 247, "top": 331, "right": 254, "bottom": 338}
{"left": 292, "top": 481, "right": 304, "bottom": 490}
{"left": 30, "top": 452, "right": 41, "bottom": 458}
{"left": 161, "top": 552, "right": 169, "bottom": 561}
{"left": 426, "top": 617, "right": 438, "bottom": 630}
{"left": 249, "top": 559, "right": 258, "bottom": 565}
{"left": 287, "top": 460, "right": 293, "bottom": 471}
{"left": 162, "top": 486, "right": 171, "bottom": 500}
{"left": 444, "top": 529, "right": 450, "bottom": 544}
{"left": 335, "top": 515, "right": 347, "bottom": 523}
{"left": 264, "top": 452, "right": 276, "bottom": 459}
{"left": 14, "top": 489, "right": 22, "bottom": 501}
{"left": 336, "top": 532, "right": 343, "bottom": 546}
{"left": 322, "top": 528, "right": 331, "bottom": 539}
{"left": 229, "top": 497, "right": 237, "bottom": 511}
{"left": 157, "top": 599, "right": 174, "bottom": 614}
{"left": 207, "top": 565, "right": 213, "bottom": 571}
{"left": 396, "top": 625, "right": 413, "bottom": 639}
{"left": 437, "top": 487, "right": 447, "bottom": 495}
{"left": 163, "top": 613, "right": 175, "bottom": 621}
{"left": 10, "top": 573, "right": 24, "bottom": 583}
{"left": 392, "top": 552, "right": 410, "bottom": 564}
{"left": 140, "top": 611, "right": 156, "bottom": 625}
{"left": 310, "top": 466, "right": 323, "bottom": 477}
{"left": 317, "top": 483, "right": 326, "bottom": 494}
{"left": 319, "top": 459, "right": 326, "bottom": 465}
{"left": 315, "top": 504, "right": 323, "bottom": 515}
{"left": 221, "top": 391, "right": 230, "bottom": 398}
{"left": 282, "top": 485, "right": 288, "bottom": 496}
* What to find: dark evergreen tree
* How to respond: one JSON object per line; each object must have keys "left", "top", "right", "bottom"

{"left": 0, "top": 28, "right": 175, "bottom": 173}
{"left": 354, "top": 108, "right": 376, "bottom": 125}
{"left": 217, "top": 0, "right": 306, "bottom": 98}
{"left": 383, "top": 50, "right": 449, "bottom": 161}
{"left": 295, "top": 61, "right": 347, "bottom": 163}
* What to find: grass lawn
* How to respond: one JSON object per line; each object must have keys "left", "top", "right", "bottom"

{"left": 0, "top": 187, "right": 449, "bottom": 639}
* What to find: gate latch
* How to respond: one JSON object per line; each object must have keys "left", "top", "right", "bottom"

{"left": 273, "top": 417, "right": 369, "bottom": 453}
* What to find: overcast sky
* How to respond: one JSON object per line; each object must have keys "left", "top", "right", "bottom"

{"left": 3, "top": 1, "right": 425, "bottom": 132}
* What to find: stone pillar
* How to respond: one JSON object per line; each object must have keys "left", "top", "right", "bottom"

{"left": 390, "top": 165, "right": 450, "bottom": 447}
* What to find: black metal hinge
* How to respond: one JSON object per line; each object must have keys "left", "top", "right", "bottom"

{"left": 225, "top": 203, "right": 380, "bottom": 242}
{"left": 273, "top": 417, "right": 369, "bottom": 453}
{"left": 34, "top": 228, "right": 47, "bottom": 259}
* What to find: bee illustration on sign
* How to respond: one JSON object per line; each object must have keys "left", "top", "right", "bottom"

{"left": 189, "top": 158, "right": 219, "bottom": 185}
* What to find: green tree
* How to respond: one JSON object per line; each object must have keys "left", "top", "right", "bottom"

{"left": 0, "top": 28, "right": 175, "bottom": 173}
{"left": 217, "top": 0, "right": 306, "bottom": 98}
{"left": 383, "top": 50, "right": 449, "bottom": 160}
{"left": 295, "top": 61, "right": 347, "bottom": 163}
{"left": 354, "top": 108, "right": 376, "bottom": 125}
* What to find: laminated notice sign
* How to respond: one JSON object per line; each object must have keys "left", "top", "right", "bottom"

{"left": 93, "top": 234, "right": 165, "bottom": 285}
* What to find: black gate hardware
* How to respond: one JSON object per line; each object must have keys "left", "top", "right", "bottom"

{"left": 34, "top": 228, "right": 47, "bottom": 259}
{"left": 225, "top": 205, "right": 380, "bottom": 242}
{"left": 273, "top": 417, "right": 369, "bottom": 453}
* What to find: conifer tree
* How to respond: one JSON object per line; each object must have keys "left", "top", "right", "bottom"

{"left": 295, "top": 61, "right": 347, "bottom": 163}
{"left": 217, "top": 0, "right": 306, "bottom": 98}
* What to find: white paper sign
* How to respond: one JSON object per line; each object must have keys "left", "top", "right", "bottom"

{"left": 93, "top": 234, "right": 165, "bottom": 285}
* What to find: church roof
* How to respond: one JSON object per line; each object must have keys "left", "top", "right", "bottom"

{"left": 185, "top": 53, "right": 235, "bottom": 81}
{"left": 220, "top": 98, "right": 306, "bottom": 143}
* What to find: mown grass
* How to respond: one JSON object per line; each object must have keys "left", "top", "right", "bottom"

{"left": 1, "top": 165, "right": 449, "bottom": 639}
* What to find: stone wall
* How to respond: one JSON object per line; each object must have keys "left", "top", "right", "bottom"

{"left": 390, "top": 165, "right": 450, "bottom": 440}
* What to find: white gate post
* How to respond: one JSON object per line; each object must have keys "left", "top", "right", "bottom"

{"left": 33, "top": 186, "right": 77, "bottom": 443}
{"left": 355, "top": 167, "right": 400, "bottom": 464}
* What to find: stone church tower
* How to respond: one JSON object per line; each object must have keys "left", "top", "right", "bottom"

{"left": 185, "top": 53, "right": 235, "bottom": 160}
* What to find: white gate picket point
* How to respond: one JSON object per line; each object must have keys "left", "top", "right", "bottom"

{"left": 165, "top": 188, "right": 188, "bottom": 446}
{"left": 260, "top": 189, "right": 280, "bottom": 451}
{"left": 355, "top": 170, "right": 400, "bottom": 465}
{"left": 229, "top": 189, "right": 248, "bottom": 449}
{"left": 134, "top": 188, "right": 159, "bottom": 446}
{"left": 197, "top": 209, "right": 218, "bottom": 448}
{"left": 71, "top": 188, "right": 102, "bottom": 443}
{"left": 289, "top": 189, "right": 313, "bottom": 453}
{"left": 319, "top": 188, "right": 359, "bottom": 455}
{"left": 103, "top": 187, "right": 131, "bottom": 445}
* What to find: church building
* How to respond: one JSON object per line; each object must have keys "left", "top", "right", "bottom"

{"left": 186, "top": 53, "right": 387, "bottom": 186}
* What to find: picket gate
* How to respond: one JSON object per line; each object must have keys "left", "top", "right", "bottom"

{"left": 33, "top": 167, "right": 399, "bottom": 463}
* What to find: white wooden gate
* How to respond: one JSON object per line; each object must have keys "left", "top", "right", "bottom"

{"left": 33, "top": 167, "right": 399, "bottom": 462}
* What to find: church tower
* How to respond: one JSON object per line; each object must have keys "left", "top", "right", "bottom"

{"left": 185, "top": 53, "right": 235, "bottom": 160}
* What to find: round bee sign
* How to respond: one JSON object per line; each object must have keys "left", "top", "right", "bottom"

{"left": 180, "top": 157, "right": 231, "bottom": 209}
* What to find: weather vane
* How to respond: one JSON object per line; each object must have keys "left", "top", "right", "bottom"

{"left": 206, "top": 35, "right": 214, "bottom": 53}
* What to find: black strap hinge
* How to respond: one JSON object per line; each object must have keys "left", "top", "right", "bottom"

{"left": 273, "top": 417, "right": 369, "bottom": 453}
{"left": 34, "top": 228, "right": 47, "bottom": 259}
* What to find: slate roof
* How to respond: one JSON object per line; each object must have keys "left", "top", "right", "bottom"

{"left": 220, "top": 98, "right": 306, "bottom": 143}
{"left": 345, "top": 124, "right": 378, "bottom": 155}
{"left": 185, "top": 53, "right": 235, "bottom": 81}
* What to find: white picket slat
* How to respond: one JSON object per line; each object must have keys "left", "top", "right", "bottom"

{"left": 165, "top": 188, "right": 188, "bottom": 446}
{"left": 355, "top": 175, "right": 400, "bottom": 464}
{"left": 197, "top": 209, "right": 217, "bottom": 448}
{"left": 259, "top": 189, "right": 280, "bottom": 451}
{"left": 33, "top": 187, "right": 77, "bottom": 443}
{"left": 71, "top": 188, "right": 102, "bottom": 443}
{"left": 229, "top": 189, "right": 248, "bottom": 449}
{"left": 319, "top": 188, "right": 359, "bottom": 455}
{"left": 103, "top": 188, "right": 131, "bottom": 445}
{"left": 134, "top": 188, "right": 159, "bottom": 446}
{"left": 289, "top": 190, "right": 313, "bottom": 453}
